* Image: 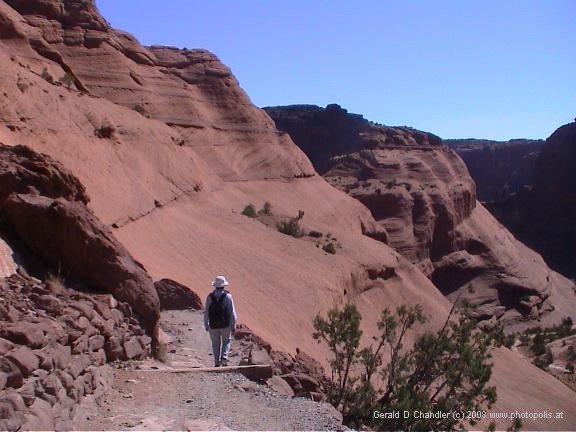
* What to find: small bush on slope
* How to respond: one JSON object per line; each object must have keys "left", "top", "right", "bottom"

{"left": 277, "top": 209, "right": 305, "bottom": 238}
{"left": 258, "top": 201, "right": 272, "bottom": 216}
{"left": 241, "top": 204, "right": 257, "bottom": 218}
{"left": 313, "top": 303, "right": 498, "bottom": 430}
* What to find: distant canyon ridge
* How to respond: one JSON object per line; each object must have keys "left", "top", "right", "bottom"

{"left": 264, "top": 104, "right": 576, "bottom": 285}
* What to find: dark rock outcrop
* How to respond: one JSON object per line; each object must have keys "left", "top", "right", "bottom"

{"left": 0, "top": 144, "right": 89, "bottom": 205}
{"left": 3, "top": 194, "right": 160, "bottom": 337}
{"left": 447, "top": 139, "right": 544, "bottom": 202}
{"left": 0, "top": 144, "right": 160, "bottom": 340}
{"left": 489, "top": 123, "right": 576, "bottom": 277}
{"left": 154, "top": 278, "right": 202, "bottom": 310}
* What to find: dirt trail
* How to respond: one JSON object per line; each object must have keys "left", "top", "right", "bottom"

{"left": 78, "top": 310, "right": 345, "bottom": 431}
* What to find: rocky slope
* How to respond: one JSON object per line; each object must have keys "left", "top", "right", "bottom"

{"left": 0, "top": 144, "right": 159, "bottom": 430}
{"left": 0, "top": 1, "right": 575, "bottom": 429}
{"left": 264, "top": 104, "right": 576, "bottom": 327}
{"left": 0, "top": 0, "right": 451, "bottom": 369}
{"left": 489, "top": 122, "right": 576, "bottom": 278}
{"left": 446, "top": 138, "right": 544, "bottom": 202}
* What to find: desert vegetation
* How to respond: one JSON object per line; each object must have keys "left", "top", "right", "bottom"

{"left": 313, "top": 303, "right": 499, "bottom": 430}
{"left": 241, "top": 203, "right": 257, "bottom": 218}
{"left": 95, "top": 123, "right": 115, "bottom": 139}
{"left": 41, "top": 66, "right": 54, "bottom": 83}
{"left": 59, "top": 71, "right": 74, "bottom": 89}
{"left": 277, "top": 210, "right": 305, "bottom": 238}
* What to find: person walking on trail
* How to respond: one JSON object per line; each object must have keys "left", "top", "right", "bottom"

{"left": 204, "top": 275, "right": 237, "bottom": 367}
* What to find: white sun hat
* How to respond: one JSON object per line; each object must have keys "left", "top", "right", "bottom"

{"left": 211, "top": 275, "right": 229, "bottom": 288}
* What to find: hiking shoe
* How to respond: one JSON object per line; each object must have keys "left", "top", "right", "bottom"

{"left": 214, "top": 362, "right": 221, "bottom": 367}
{"left": 220, "top": 359, "right": 229, "bottom": 367}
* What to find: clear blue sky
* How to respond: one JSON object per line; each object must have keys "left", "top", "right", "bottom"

{"left": 96, "top": 0, "right": 574, "bottom": 140}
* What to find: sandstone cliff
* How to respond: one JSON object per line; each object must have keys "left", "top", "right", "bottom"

{"left": 1, "top": 1, "right": 575, "bottom": 429}
{"left": 490, "top": 122, "right": 576, "bottom": 278}
{"left": 0, "top": 0, "right": 450, "bottom": 364}
{"left": 447, "top": 138, "right": 544, "bottom": 202}
{"left": 265, "top": 104, "right": 576, "bottom": 327}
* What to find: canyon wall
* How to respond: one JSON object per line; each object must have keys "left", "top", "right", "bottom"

{"left": 265, "top": 105, "right": 575, "bottom": 327}
{"left": 0, "top": 1, "right": 575, "bottom": 429}
{"left": 489, "top": 123, "right": 576, "bottom": 278}
{"left": 447, "top": 138, "right": 544, "bottom": 202}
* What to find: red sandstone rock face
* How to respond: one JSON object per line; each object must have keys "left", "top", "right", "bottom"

{"left": 0, "top": 0, "right": 313, "bottom": 184}
{"left": 0, "top": 144, "right": 88, "bottom": 204}
{"left": 154, "top": 278, "right": 203, "bottom": 311}
{"left": 0, "top": 144, "right": 160, "bottom": 339}
{"left": 2, "top": 3, "right": 576, "bottom": 428}
{"left": 265, "top": 105, "right": 576, "bottom": 326}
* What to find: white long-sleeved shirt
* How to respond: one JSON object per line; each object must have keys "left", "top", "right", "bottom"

{"left": 204, "top": 288, "right": 237, "bottom": 330}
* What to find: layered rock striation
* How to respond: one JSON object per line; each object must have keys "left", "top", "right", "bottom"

{"left": 1, "top": 2, "right": 575, "bottom": 429}
{"left": 265, "top": 104, "right": 575, "bottom": 326}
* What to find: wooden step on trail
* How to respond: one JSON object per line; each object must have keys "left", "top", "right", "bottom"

{"left": 134, "top": 363, "right": 273, "bottom": 382}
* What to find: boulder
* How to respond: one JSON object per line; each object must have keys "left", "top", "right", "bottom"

{"left": 0, "top": 144, "right": 88, "bottom": 205}
{"left": 266, "top": 376, "right": 294, "bottom": 397}
{"left": 33, "top": 349, "right": 55, "bottom": 371}
{"left": 0, "top": 358, "right": 23, "bottom": 389}
{"left": 66, "top": 354, "right": 90, "bottom": 379}
{"left": 88, "top": 335, "right": 105, "bottom": 351}
{"left": 42, "top": 343, "right": 71, "bottom": 370}
{"left": 23, "top": 397, "right": 54, "bottom": 431}
{"left": 1, "top": 323, "right": 45, "bottom": 348}
{"left": 34, "top": 294, "right": 64, "bottom": 315}
{"left": 279, "top": 373, "right": 303, "bottom": 394}
{"left": 5, "top": 346, "right": 39, "bottom": 377}
{"left": 154, "top": 278, "right": 203, "bottom": 310}
{"left": 123, "top": 337, "right": 145, "bottom": 360}
{"left": 297, "top": 374, "right": 321, "bottom": 393}
{"left": 2, "top": 193, "right": 160, "bottom": 345}
{"left": 104, "top": 336, "right": 123, "bottom": 361}
{"left": 0, "top": 337, "right": 15, "bottom": 355}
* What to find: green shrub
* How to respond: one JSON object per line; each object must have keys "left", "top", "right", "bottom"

{"left": 95, "top": 124, "right": 115, "bottom": 139}
{"left": 313, "top": 303, "right": 497, "bottom": 430}
{"left": 241, "top": 204, "right": 257, "bottom": 218}
{"left": 59, "top": 72, "right": 74, "bottom": 89}
{"left": 308, "top": 230, "right": 323, "bottom": 238}
{"left": 531, "top": 332, "right": 546, "bottom": 356}
{"left": 277, "top": 218, "right": 303, "bottom": 238}
{"left": 259, "top": 201, "right": 272, "bottom": 216}
{"left": 322, "top": 242, "right": 336, "bottom": 254}
{"left": 41, "top": 67, "right": 54, "bottom": 84}
{"left": 133, "top": 104, "right": 147, "bottom": 116}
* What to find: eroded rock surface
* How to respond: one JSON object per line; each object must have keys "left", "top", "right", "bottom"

{"left": 265, "top": 104, "right": 576, "bottom": 325}
{"left": 154, "top": 279, "right": 202, "bottom": 311}
{"left": 0, "top": 144, "right": 160, "bottom": 339}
